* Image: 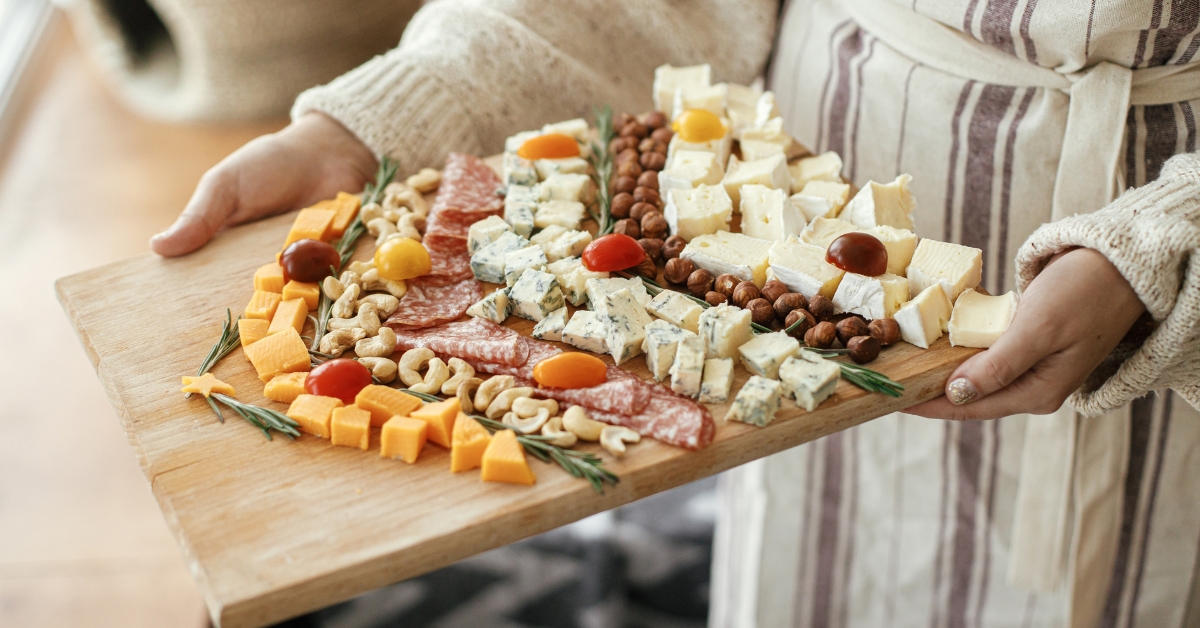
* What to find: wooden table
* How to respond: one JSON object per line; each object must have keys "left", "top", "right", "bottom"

{"left": 57, "top": 208, "right": 976, "bottom": 627}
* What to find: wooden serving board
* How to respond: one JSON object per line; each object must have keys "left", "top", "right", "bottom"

{"left": 56, "top": 165, "right": 977, "bottom": 628}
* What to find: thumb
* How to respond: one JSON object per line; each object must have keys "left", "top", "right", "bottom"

{"left": 150, "top": 171, "right": 238, "bottom": 257}
{"left": 942, "top": 309, "right": 1051, "bottom": 406}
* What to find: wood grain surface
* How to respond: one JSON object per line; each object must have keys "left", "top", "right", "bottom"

{"left": 57, "top": 172, "right": 977, "bottom": 628}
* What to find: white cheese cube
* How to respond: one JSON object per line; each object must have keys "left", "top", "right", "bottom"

{"left": 698, "top": 304, "right": 753, "bottom": 360}
{"left": 738, "top": 117, "right": 798, "bottom": 159}
{"left": 797, "top": 216, "right": 860, "bottom": 249}
{"left": 470, "top": 231, "right": 530, "bottom": 284}
{"left": 585, "top": 276, "right": 651, "bottom": 311}
{"left": 831, "top": 272, "right": 910, "bottom": 319}
{"left": 539, "top": 173, "right": 594, "bottom": 204}
{"left": 504, "top": 245, "right": 549, "bottom": 287}
{"left": 509, "top": 268, "right": 565, "bottom": 322}
{"left": 867, "top": 225, "right": 919, "bottom": 276}
{"left": 530, "top": 225, "right": 570, "bottom": 248}
{"left": 505, "top": 130, "right": 541, "bottom": 154}
{"left": 542, "top": 229, "right": 592, "bottom": 262}
{"left": 503, "top": 200, "right": 536, "bottom": 238}
{"left": 467, "top": 215, "right": 514, "bottom": 254}
{"left": 502, "top": 152, "right": 533, "bottom": 181}
{"left": 948, "top": 289, "right": 1019, "bottom": 348}
{"left": 561, "top": 310, "right": 608, "bottom": 354}
{"left": 548, "top": 257, "right": 609, "bottom": 307}
{"left": 766, "top": 240, "right": 845, "bottom": 300}
{"left": 721, "top": 82, "right": 762, "bottom": 135}
{"left": 894, "top": 284, "right": 953, "bottom": 349}
{"left": 659, "top": 150, "right": 725, "bottom": 198}
{"left": 541, "top": 118, "right": 589, "bottom": 142}
{"left": 534, "top": 200, "right": 586, "bottom": 230}
{"left": 725, "top": 375, "right": 783, "bottom": 427}
{"left": 603, "top": 289, "right": 649, "bottom": 365}
{"left": 906, "top": 239, "right": 983, "bottom": 303}
{"left": 739, "top": 139, "right": 787, "bottom": 162}
{"left": 664, "top": 184, "right": 733, "bottom": 241}
{"left": 779, "top": 352, "right": 841, "bottom": 411}
{"left": 669, "top": 334, "right": 706, "bottom": 398}
{"left": 645, "top": 289, "right": 703, "bottom": 333}
{"left": 738, "top": 332, "right": 801, "bottom": 379}
{"left": 505, "top": 166, "right": 539, "bottom": 188}
{"left": 653, "top": 63, "right": 712, "bottom": 113}
{"left": 671, "top": 83, "right": 728, "bottom": 119}
{"left": 466, "top": 288, "right": 512, "bottom": 324}
{"left": 535, "top": 157, "right": 590, "bottom": 180}
{"left": 740, "top": 184, "right": 805, "bottom": 241}
{"left": 699, "top": 358, "right": 734, "bottom": 403}
{"left": 505, "top": 184, "right": 540, "bottom": 203}
{"left": 531, "top": 306, "right": 568, "bottom": 342}
{"left": 755, "top": 92, "right": 781, "bottom": 127}
{"left": 642, "top": 319, "right": 693, "bottom": 381}
{"left": 721, "top": 154, "right": 790, "bottom": 207}
{"left": 682, "top": 230, "right": 773, "bottom": 287}
{"left": 667, "top": 130, "right": 733, "bottom": 168}
{"left": 790, "top": 180, "right": 851, "bottom": 222}
{"left": 788, "top": 151, "right": 843, "bottom": 193}
{"left": 842, "top": 174, "right": 916, "bottom": 230}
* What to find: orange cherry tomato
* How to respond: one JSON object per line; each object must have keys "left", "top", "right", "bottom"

{"left": 517, "top": 133, "right": 581, "bottom": 160}
{"left": 581, "top": 233, "right": 646, "bottom": 272}
{"left": 533, "top": 352, "right": 608, "bottom": 389}
{"left": 671, "top": 109, "right": 726, "bottom": 143}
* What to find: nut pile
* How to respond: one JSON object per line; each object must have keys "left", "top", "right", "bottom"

{"left": 610, "top": 111, "right": 673, "bottom": 281}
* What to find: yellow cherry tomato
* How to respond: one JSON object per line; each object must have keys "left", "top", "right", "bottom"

{"left": 517, "top": 133, "right": 581, "bottom": 160}
{"left": 374, "top": 237, "right": 432, "bottom": 280}
{"left": 671, "top": 109, "right": 726, "bottom": 143}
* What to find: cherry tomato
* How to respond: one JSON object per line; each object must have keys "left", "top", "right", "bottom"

{"left": 374, "top": 237, "right": 432, "bottom": 280}
{"left": 305, "top": 358, "right": 373, "bottom": 405}
{"left": 671, "top": 109, "right": 726, "bottom": 143}
{"left": 826, "top": 232, "right": 889, "bottom": 276}
{"left": 582, "top": 233, "right": 646, "bottom": 272}
{"left": 517, "top": 133, "right": 580, "bottom": 160}
{"left": 281, "top": 239, "right": 340, "bottom": 283}
{"left": 532, "top": 352, "right": 608, "bottom": 389}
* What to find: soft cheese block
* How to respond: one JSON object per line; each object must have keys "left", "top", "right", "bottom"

{"left": 503, "top": 198, "right": 536, "bottom": 238}
{"left": 797, "top": 216, "right": 860, "bottom": 249}
{"left": 466, "top": 288, "right": 512, "bottom": 324}
{"left": 894, "top": 284, "right": 953, "bottom": 349}
{"left": 468, "top": 215, "right": 514, "bottom": 254}
{"left": 471, "top": 231, "right": 530, "bottom": 284}
{"left": 721, "top": 154, "right": 790, "bottom": 207}
{"left": 671, "top": 83, "right": 728, "bottom": 119}
{"left": 643, "top": 320, "right": 694, "bottom": 381}
{"left": 539, "top": 173, "right": 594, "bottom": 204}
{"left": 653, "top": 63, "right": 711, "bottom": 113}
{"left": 699, "top": 358, "right": 735, "bottom": 403}
{"left": 602, "top": 288, "right": 653, "bottom": 365}
{"left": 698, "top": 304, "right": 753, "bottom": 359}
{"left": 790, "top": 180, "right": 852, "bottom": 222}
{"left": 779, "top": 352, "right": 841, "bottom": 411}
{"left": 726, "top": 375, "right": 783, "bottom": 426}
{"left": 739, "top": 139, "right": 787, "bottom": 162}
{"left": 738, "top": 332, "right": 801, "bottom": 379}
{"left": 534, "top": 200, "right": 586, "bottom": 230}
{"left": 766, "top": 240, "right": 845, "bottom": 299}
{"left": 503, "top": 245, "right": 548, "bottom": 287}
{"left": 669, "top": 334, "right": 706, "bottom": 398}
{"left": 531, "top": 306, "right": 568, "bottom": 342}
{"left": 659, "top": 150, "right": 725, "bottom": 198}
{"left": 738, "top": 117, "right": 797, "bottom": 158}
{"left": 535, "top": 228, "right": 592, "bottom": 262}
{"left": 562, "top": 310, "right": 608, "bottom": 354}
{"left": 667, "top": 129, "right": 733, "bottom": 168}
{"left": 535, "top": 158, "right": 589, "bottom": 181}
{"left": 740, "top": 184, "right": 805, "bottom": 241}
{"left": 645, "top": 289, "right": 704, "bottom": 333}
{"left": 788, "top": 151, "right": 844, "bottom": 193}
{"left": 948, "top": 289, "right": 1019, "bottom": 348}
{"left": 585, "top": 276, "right": 651, "bottom": 311}
{"left": 682, "top": 230, "right": 773, "bottom": 286}
{"left": 906, "top": 239, "right": 983, "bottom": 303}
{"left": 721, "top": 82, "right": 763, "bottom": 135}
{"left": 664, "top": 184, "right": 734, "bottom": 241}
{"left": 841, "top": 173, "right": 916, "bottom": 230}
{"left": 509, "top": 268, "right": 564, "bottom": 322}
{"left": 831, "top": 272, "right": 910, "bottom": 319}
{"left": 867, "top": 225, "right": 919, "bottom": 276}
{"left": 547, "top": 257, "right": 609, "bottom": 307}
{"left": 541, "top": 118, "right": 590, "bottom": 142}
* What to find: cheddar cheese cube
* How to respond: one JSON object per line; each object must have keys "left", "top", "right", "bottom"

{"left": 238, "top": 318, "right": 270, "bottom": 346}
{"left": 409, "top": 397, "right": 460, "bottom": 448}
{"left": 318, "top": 192, "right": 362, "bottom": 239}
{"left": 268, "top": 298, "right": 309, "bottom": 336}
{"left": 381, "top": 416, "right": 428, "bottom": 463}
{"left": 254, "top": 263, "right": 285, "bottom": 293}
{"left": 286, "top": 394, "right": 342, "bottom": 438}
{"left": 354, "top": 385, "right": 423, "bottom": 427}
{"left": 243, "top": 327, "right": 311, "bottom": 382}
{"left": 331, "top": 405, "right": 372, "bottom": 450}
{"left": 263, "top": 372, "right": 308, "bottom": 404}
{"left": 283, "top": 208, "right": 337, "bottom": 248}
{"left": 481, "top": 429, "right": 535, "bottom": 485}
{"left": 450, "top": 412, "right": 492, "bottom": 473}
{"left": 245, "top": 290, "right": 282, "bottom": 321}
{"left": 282, "top": 280, "right": 321, "bottom": 310}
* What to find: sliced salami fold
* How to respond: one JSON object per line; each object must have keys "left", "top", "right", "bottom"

{"left": 385, "top": 279, "right": 481, "bottom": 328}
{"left": 389, "top": 317, "right": 530, "bottom": 366}
{"left": 587, "top": 389, "right": 715, "bottom": 450}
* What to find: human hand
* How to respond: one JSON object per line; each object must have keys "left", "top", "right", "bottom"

{"left": 906, "top": 248, "right": 1145, "bottom": 420}
{"left": 150, "top": 113, "right": 377, "bottom": 257}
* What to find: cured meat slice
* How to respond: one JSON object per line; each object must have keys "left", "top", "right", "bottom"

{"left": 424, "top": 207, "right": 499, "bottom": 254}
{"left": 588, "top": 387, "right": 714, "bottom": 450}
{"left": 468, "top": 337, "right": 560, "bottom": 379}
{"left": 533, "top": 376, "right": 651, "bottom": 417}
{"left": 421, "top": 247, "right": 473, "bottom": 284}
{"left": 431, "top": 153, "right": 503, "bottom": 217}
{"left": 385, "top": 279, "right": 481, "bottom": 328}
{"left": 389, "top": 318, "right": 529, "bottom": 366}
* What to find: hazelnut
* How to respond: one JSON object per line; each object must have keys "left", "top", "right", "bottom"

{"left": 619, "top": 120, "right": 648, "bottom": 139}
{"left": 869, "top": 318, "right": 901, "bottom": 347}
{"left": 808, "top": 295, "right": 835, "bottom": 321}
{"left": 784, "top": 309, "right": 816, "bottom": 338}
{"left": 687, "top": 268, "right": 715, "bottom": 297}
{"left": 630, "top": 202, "right": 656, "bottom": 221}
{"left": 614, "top": 112, "right": 635, "bottom": 130}
{"left": 610, "top": 192, "right": 635, "bottom": 218}
{"left": 616, "top": 160, "right": 643, "bottom": 178}
{"left": 774, "top": 293, "right": 807, "bottom": 320}
{"left": 612, "top": 218, "right": 641, "bottom": 239}
{"left": 638, "top": 238, "right": 664, "bottom": 263}
{"left": 651, "top": 127, "right": 674, "bottom": 144}
{"left": 612, "top": 176, "right": 637, "bottom": 195}
{"left": 609, "top": 136, "right": 634, "bottom": 155}
{"left": 705, "top": 291, "right": 729, "bottom": 306}
{"left": 805, "top": 321, "right": 837, "bottom": 349}
{"left": 663, "top": 257, "right": 695, "bottom": 284}
{"left": 637, "top": 171, "right": 659, "bottom": 189}
{"left": 847, "top": 336, "right": 881, "bottom": 364}
{"left": 761, "top": 278, "right": 789, "bottom": 303}
{"left": 835, "top": 316, "right": 870, "bottom": 346}
{"left": 747, "top": 298, "right": 776, "bottom": 326}
{"left": 638, "top": 138, "right": 667, "bottom": 154}
{"left": 715, "top": 273, "right": 740, "bottom": 297}
{"left": 732, "top": 281, "right": 761, "bottom": 308}
{"left": 615, "top": 148, "right": 640, "bottom": 165}
{"left": 642, "top": 110, "right": 668, "bottom": 129}
{"left": 633, "top": 186, "right": 661, "bottom": 205}
{"left": 641, "top": 211, "right": 669, "bottom": 240}
{"left": 663, "top": 235, "right": 686, "bottom": 259}
{"left": 635, "top": 257, "right": 658, "bottom": 281}
{"left": 640, "top": 151, "right": 667, "bottom": 171}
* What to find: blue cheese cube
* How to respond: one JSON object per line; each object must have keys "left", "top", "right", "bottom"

{"left": 779, "top": 352, "right": 841, "bottom": 411}
{"left": 542, "top": 229, "right": 592, "bottom": 262}
{"left": 642, "top": 320, "right": 694, "bottom": 381}
{"left": 509, "top": 268, "right": 565, "bottom": 322}
{"left": 468, "top": 215, "right": 513, "bottom": 254}
{"left": 503, "top": 160, "right": 539, "bottom": 187}
{"left": 539, "top": 173, "right": 594, "bottom": 204}
{"left": 505, "top": 184, "right": 540, "bottom": 204}
{"left": 466, "top": 288, "right": 511, "bottom": 324}
{"left": 561, "top": 310, "right": 608, "bottom": 354}
{"left": 503, "top": 199, "right": 536, "bottom": 238}
{"left": 699, "top": 358, "right": 734, "bottom": 403}
{"left": 530, "top": 225, "right": 570, "bottom": 248}
{"left": 470, "top": 231, "right": 530, "bottom": 284}
{"left": 698, "top": 304, "right": 753, "bottom": 359}
{"left": 602, "top": 288, "right": 651, "bottom": 365}
{"left": 645, "top": 289, "right": 703, "bottom": 333}
{"left": 725, "top": 375, "right": 783, "bottom": 426}
{"left": 669, "top": 334, "right": 706, "bottom": 398}
{"left": 504, "top": 245, "right": 549, "bottom": 287}
{"left": 532, "top": 306, "right": 568, "bottom": 342}
{"left": 585, "top": 277, "right": 651, "bottom": 311}
{"left": 737, "top": 331, "right": 800, "bottom": 379}
{"left": 535, "top": 158, "right": 590, "bottom": 180}
{"left": 548, "top": 258, "right": 608, "bottom": 306}
{"left": 534, "top": 200, "right": 586, "bottom": 230}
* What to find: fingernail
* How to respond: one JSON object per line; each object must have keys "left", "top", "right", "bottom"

{"left": 947, "top": 378, "right": 978, "bottom": 405}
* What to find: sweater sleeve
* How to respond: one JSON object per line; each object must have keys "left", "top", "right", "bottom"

{"left": 1014, "top": 152, "right": 1200, "bottom": 415}
{"left": 290, "top": 0, "right": 778, "bottom": 176}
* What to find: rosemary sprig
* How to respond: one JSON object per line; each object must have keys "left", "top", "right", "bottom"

{"left": 210, "top": 394, "right": 301, "bottom": 440}
{"left": 587, "top": 105, "right": 616, "bottom": 236}
{"left": 185, "top": 309, "right": 241, "bottom": 399}
{"left": 398, "top": 388, "right": 620, "bottom": 493}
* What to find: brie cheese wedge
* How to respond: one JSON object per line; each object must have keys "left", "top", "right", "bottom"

{"left": 790, "top": 180, "right": 851, "bottom": 222}
{"left": 766, "top": 240, "right": 845, "bottom": 300}
{"left": 738, "top": 139, "right": 788, "bottom": 162}
{"left": 667, "top": 128, "right": 733, "bottom": 168}
{"left": 906, "top": 238, "right": 983, "bottom": 303}
{"left": 740, "top": 184, "right": 805, "bottom": 241}
{"left": 671, "top": 83, "right": 729, "bottom": 119}
{"left": 659, "top": 150, "right": 725, "bottom": 198}
{"left": 721, "top": 82, "right": 763, "bottom": 135}
{"left": 664, "top": 184, "right": 733, "bottom": 241}
{"left": 948, "top": 289, "right": 1018, "bottom": 348}
{"left": 831, "top": 272, "right": 910, "bottom": 319}
{"left": 721, "top": 154, "right": 790, "bottom": 207}
{"left": 796, "top": 216, "right": 860, "bottom": 249}
{"left": 540, "top": 118, "right": 590, "bottom": 142}
{"left": 867, "top": 225, "right": 919, "bottom": 276}
{"left": 841, "top": 173, "right": 916, "bottom": 230}
{"left": 894, "top": 284, "right": 953, "bottom": 349}
{"left": 653, "top": 63, "right": 712, "bottom": 113}
{"left": 788, "top": 151, "right": 843, "bottom": 193}
{"left": 681, "top": 230, "right": 773, "bottom": 286}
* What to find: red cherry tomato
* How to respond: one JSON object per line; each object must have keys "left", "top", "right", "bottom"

{"left": 305, "top": 358, "right": 372, "bottom": 405}
{"left": 281, "top": 239, "right": 340, "bottom": 283}
{"left": 582, "top": 233, "right": 646, "bottom": 272}
{"left": 532, "top": 352, "right": 608, "bottom": 389}
{"left": 826, "top": 232, "right": 889, "bottom": 276}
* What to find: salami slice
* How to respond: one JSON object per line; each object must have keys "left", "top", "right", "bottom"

{"left": 389, "top": 318, "right": 530, "bottom": 366}
{"left": 422, "top": 247, "right": 473, "bottom": 284}
{"left": 588, "top": 389, "right": 715, "bottom": 450}
{"left": 385, "top": 279, "right": 481, "bottom": 328}
{"left": 468, "top": 337, "right": 561, "bottom": 379}
{"left": 533, "top": 376, "right": 652, "bottom": 417}
{"left": 431, "top": 153, "right": 503, "bottom": 217}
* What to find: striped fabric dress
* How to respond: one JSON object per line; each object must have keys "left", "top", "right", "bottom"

{"left": 710, "top": 1, "right": 1200, "bottom": 627}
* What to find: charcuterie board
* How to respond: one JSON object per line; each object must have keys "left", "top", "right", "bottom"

{"left": 58, "top": 147, "right": 977, "bottom": 628}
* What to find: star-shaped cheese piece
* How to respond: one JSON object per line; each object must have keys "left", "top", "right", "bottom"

{"left": 181, "top": 373, "right": 235, "bottom": 398}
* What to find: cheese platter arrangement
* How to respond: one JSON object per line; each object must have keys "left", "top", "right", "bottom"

{"left": 56, "top": 63, "right": 1018, "bottom": 627}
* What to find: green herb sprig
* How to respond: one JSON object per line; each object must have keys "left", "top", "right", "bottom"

{"left": 587, "top": 105, "right": 616, "bottom": 236}
{"left": 209, "top": 394, "right": 301, "bottom": 440}
{"left": 185, "top": 309, "right": 241, "bottom": 400}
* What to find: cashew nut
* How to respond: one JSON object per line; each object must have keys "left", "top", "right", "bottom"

{"left": 360, "top": 268, "right": 408, "bottom": 299}
{"left": 367, "top": 217, "right": 397, "bottom": 240}
{"left": 440, "top": 358, "right": 476, "bottom": 395}
{"left": 383, "top": 183, "right": 428, "bottom": 217}
{"left": 396, "top": 213, "right": 424, "bottom": 241}
{"left": 356, "top": 294, "right": 400, "bottom": 318}
{"left": 541, "top": 416, "right": 578, "bottom": 448}
{"left": 512, "top": 397, "right": 559, "bottom": 419}
{"left": 331, "top": 283, "right": 360, "bottom": 319}
{"left": 355, "top": 326, "right": 397, "bottom": 357}
{"left": 322, "top": 276, "right": 345, "bottom": 301}
{"left": 562, "top": 406, "right": 605, "bottom": 442}
{"left": 339, "top": 270, "right": 361, "bottom": 289}
{"left": 328, "top": 303, "right": 381, "bottom": 336}
{"left": 409, "top": 357, "right": 449, "bottom": 394}
{"left": 359, "top": 202, "right": 384, "bottom": 224}
{"left": 502, "top": 408, "right": 549, "bottom": 434}
{"left": 398, "top": 348, "right": 435, "bottom": 386}
{"left": 318, "top": 328, "right": 367, "bottom": 357}
{"left": 383, "top": 208, "right": 410, "bottom": 223}
{"left": 473, "top": 376, "right": 515, "bottom": 413}
{"left": 357, "top": 356, "right": 397, "bottom": 384}
{"left": 485, "top": 387, "right": 534, "bottom": 420}
{"left": 456, "top": 377, "right": 483, "bottom": 414}
{"left": 347, "top": 260, "right": 374, "bottom": 276}
{"left": 405, "top": 167, "right": 441, "bottom": 193}
{"left": 600, "top": 425, "right": 641, "bottom": 457}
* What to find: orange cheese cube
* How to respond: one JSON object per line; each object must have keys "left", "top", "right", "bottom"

{"left": 320, "top": 192, "right": 363, "bottom": 239}
{"left": 286, "top": 394, "right": 342, "bottom": 438}
{"left": 238, "top": 318, "right": 270, "bottom": 346}
{"left": 282, "top": 280, "right": 321, "bottom": 310}
{"left": 245, "top": 290, "right": 282, "bottom": 321}
{"left": 254, "top": 263, "right": 285, "bottom": 293}
{"left": 331, "top": 405, "right": 372, "bottom": 450}
{"left": 354, "top": 385, "right": 423, "bottom": 427}
{"left": 283, "top": 208, "right": 337, "bottom": 248}
{"left": 381, "top": 416, "right": 428, "bottom": 463}
{"left": 450, "top": 412, "right": 492, "bottom": 472}
{"left": 263, "top": 372, "right": 308, "bottom": 404}
{"left": 243, "top": 327, "right": 311, "bottom": 382}
{"left": 409, "top": 397, "right": 460, "bottom": 448}
{"left": 268, "top": 298, "right": 309, "bottom": 336}
{"left": 480, "top": 429, "right": 535, "bottom": 485}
